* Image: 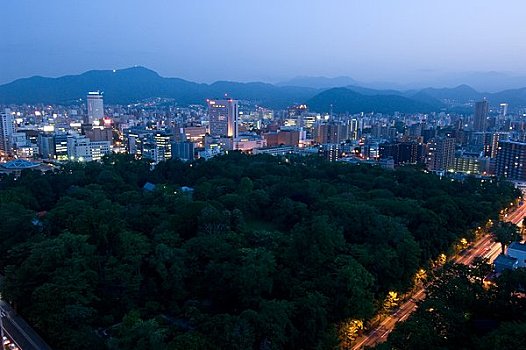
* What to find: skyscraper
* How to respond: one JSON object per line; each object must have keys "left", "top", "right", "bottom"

{"left": 86, "top": 91, "right": 104, "bottom": 124}
{"left": 208, "top": 99, "right": 238, "bottom": 138}
{"left": 495, "top": 140, "right": 526, "bottom": 180}
{"left": 473, "top": 100, "right": 489, "bottom": 132}
{"left": 0, "top": 108, "right": 15, "bottom": 155}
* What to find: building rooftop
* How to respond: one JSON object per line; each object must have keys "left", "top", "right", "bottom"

{"left": 508, "top": 242, "right": 526, "bottom": 252}
{"left": 1, "top": 159, "right": 41, "bottom": 170}
{"left": 494, "top": 254, "right": 518, "bottom": 266}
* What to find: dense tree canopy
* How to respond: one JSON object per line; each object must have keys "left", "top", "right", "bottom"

{"left": 376, "top": 263, "right": 526, "bottom": 350}
{"left": 0, "top": 153, "right": 517, "bottom": 349}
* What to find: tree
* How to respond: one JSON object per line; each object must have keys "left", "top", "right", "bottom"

{"left": 493, "top": 221, "right": 522, "bottom": 254}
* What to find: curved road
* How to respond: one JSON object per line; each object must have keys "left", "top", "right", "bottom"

{"left": 351, "top": 201, "right": 526, "bottom": 350}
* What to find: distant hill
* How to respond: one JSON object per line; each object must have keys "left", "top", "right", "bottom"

{"left": 0, "top": 67, "right": 319, "bottom": 109}
{"left": 306, "top": 88, "right": 441, "bottom": 114}
{"left": 419, "top": 84, "right": 484, "bottom": 103}
{"left": 3, "top": 67, "right": 526, "bottom": 112}
{"left": 277, "top": 76, "right": 361, "bottom": 89}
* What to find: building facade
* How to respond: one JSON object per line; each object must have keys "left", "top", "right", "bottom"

{"left": 208, "top": 99, "right": 238, "bottom": 138}
{"left": 86, "top": 91, "right": 104, "bottom": 124}
{"left": 495, "top": 140, "right": 526, "bottom": 180}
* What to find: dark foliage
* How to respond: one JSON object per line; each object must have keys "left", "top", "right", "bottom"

{"left": 0, "top": 153, "right": 516, "bottom": 349}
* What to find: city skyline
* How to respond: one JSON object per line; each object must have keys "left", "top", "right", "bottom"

{"left": 3, "top": 0, "right": 526, "bottom": 90}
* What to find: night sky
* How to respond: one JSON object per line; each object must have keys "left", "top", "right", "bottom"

{"left": 2, "top": 0, "right": 526, "bottom": 86}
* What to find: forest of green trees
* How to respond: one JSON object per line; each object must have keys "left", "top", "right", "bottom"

{"left": 0, "top": 153, "right": 518, "bottom": 349}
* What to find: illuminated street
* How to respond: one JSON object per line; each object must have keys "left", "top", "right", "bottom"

{"left": 351, "top": 200, "right": 526, "bottom": 350}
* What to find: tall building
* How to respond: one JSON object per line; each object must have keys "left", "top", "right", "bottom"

{"left": 0, "top": 108, "right": 15, "bottom": 155}
{"left": 426, "top": 137, "right": 455, "bottom": 171}
{"left": 54, "top": 133, "right": 69, "bottom": 161}
{"left": 379, "top": 141, "right": 426, "bottom": 165}
{"left": 473, "top": 100, "right": 489, "bottom": 132}
{"left": 495, "top": 140, "right": 526, "bottom": 180}
{"left": 208, "top": 99, "right": 238, "bottom": 138}
{"left": 499, "top": 103, "right": 509, "bottom": 117}
{"left": 37, "top": 134, "right": 55, "bottom": 159}
{"left": 86, "top": 91, "right": 104, "bottom": 124}
{"left": 172, "top": 141, "right": 195, "bottom": 161}
{"left": 313, "top": 122, "right": 350, "bottom": 144}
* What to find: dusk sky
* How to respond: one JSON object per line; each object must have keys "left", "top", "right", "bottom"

{"left": 3, "top": 0, "right": 526, "bottom": 86}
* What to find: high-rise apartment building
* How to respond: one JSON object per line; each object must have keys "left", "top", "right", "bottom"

{"left": 379, "top": 141, "right": 426, "bottom": 165}
{"left": 86, "top": 91, "right": 104, "bottom": 124}
{"left": 313, "top": 122, "right": 350, "bottom": 144}
{"left": 0, "top": 108, "right": 15, "bottom": 155}
{"left": 426, "top": 137, "right": 455, "bottom": 171}
{"left": 208, "top": 99, "right": 238, "bottom": 138}
{"left": 473, "top": 100, "right": 489, "bottom": 132}
{"left": 495, "top": 140, "right": 526, "bottom": 180}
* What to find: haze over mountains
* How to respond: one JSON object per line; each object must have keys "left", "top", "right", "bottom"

{"left": 2, "top": 67, "right": 526, "bottom": 113}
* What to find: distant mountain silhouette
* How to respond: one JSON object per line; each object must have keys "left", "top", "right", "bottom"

{"left": 0, "top": 67, "right": 318, "bottom": 108}
{"left": 419, "top": 84, "right": 484, "bottom": 102}
{"left": 306, "top": 88, "right": 440, "bottom": 114}
{"left": 277, "top": 76, "right": 361, "bottom": 89}
{"left": 2, "top": 67, "right": 526, "bottom": 112}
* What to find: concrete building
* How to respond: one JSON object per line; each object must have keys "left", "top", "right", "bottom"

{"left": 37, "top": 134, "right": 55, "bottom": 159}
{"left": 495, "top": 140, "right": 526, "bottom": 180}
{"left": 426, "top": 137, "right": 455, "bottom": 171}
{"left": 313, "top": 122, "right": 350, "bottom": 144}
{"left": 0, "top": 108, "right": 15, "bottom": 155}
{"left": 86, "top": 91, "right": 104, "bottom": 124}
{"left": 263, "top": 129, "right": 302, "bottom": 147}
{"left": 234, "top": 135, "right": 267, "bottom": 152}
{"left": 208, "top": 99, "right": 238, "bottom": 138}
{"left": 454, "top": 156, "right": 490, "bottom": 175}
{"left": 494, "top": 254, "right": 518, "bottom": 273}
{"left": 507, "top": 242, "right": 526, "bottom": 268}
{"left": 473, "top": 100, "right": 489, "bottom": 132}
{"left": 379, "top": 141, "right": 426, "bottom": 165}
{"left": 67, "top": 134, "right": 111, "bottom": 162}
{"left": 172, "top": 141, "right": 195, "bottom": 161}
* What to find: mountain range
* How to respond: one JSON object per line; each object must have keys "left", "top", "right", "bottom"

{"left": 2, "top": 67, "right": 526, "bottom": 113}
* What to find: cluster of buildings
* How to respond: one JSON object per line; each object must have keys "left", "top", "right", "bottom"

{"left": 3, "top": 91, "right": 526, "bottom": 182}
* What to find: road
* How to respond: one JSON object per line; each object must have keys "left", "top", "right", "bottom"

{"left": 351, "top": 201, "right": 526, "bottom": 350}
{"left": 504, "top": 202, "right": 526, "bottom": 225}
{"left": 0, "top": 301, "right": 52, "bottom": 350}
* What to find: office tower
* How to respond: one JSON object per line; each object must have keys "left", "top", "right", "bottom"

{"left": 499, "top": 103, "right": 508, "bottom": 117}
{"left": 208, "top": 99, "right": 238, "bottom": 138}
{"left": 313, "top": 122, "right": 350, "bottom": 144}
{"left": 54, "top": 133, "right": 69, "bottom": 161}
{"left": 86, "top": 91, "right": 104, "bottom": 124}
{"left": 473, "top": 100, "right": 489, "bottom": 132}
{"left": 319, "top": 144, "right": 340, "bottom": 162}
{"left": 264, "top": 129, "right": 301, "bottom": 147}
{"left": 495, "top": 140, "right": 526, "bottom": 180}
{"left": 379, "top": 141, "right": 425, "bottom": 165}
{"left": 37, "top": 134, "right": 55, "bottom": 159}
{"left": 426, "top": 137, "right": 455, "bottom": 171}
{"left": 350, "top": 118, "right": 359, "bottom": 140}
{"left": 0, "top": 108, "right": 15, "bottom": 155}
{"left": 490, "top": 132, "right": 509, "bottom": 158}
{"left": 153, "top": 132, "right": 172, "bottom": 162}
{"left": 67, "top": 134, "right": 111, "bottom": 162}
{"left": 172, "top": 141, "right": 195, "bottom": 161}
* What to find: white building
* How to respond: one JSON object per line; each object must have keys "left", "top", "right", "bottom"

{"left": 507, "top": 242, "right": 526, "bottom": 268}
{"left": 87, "top": 91, "right": 104, "bottom": 124}
{"left": 67, "top": 134, "right": 111, "bottom": 162}
{"left": 0, "top": 108, "right": 15, "bottom": 155}
{"left": 208, "top": 99, "right": 238, "bottom": 138}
